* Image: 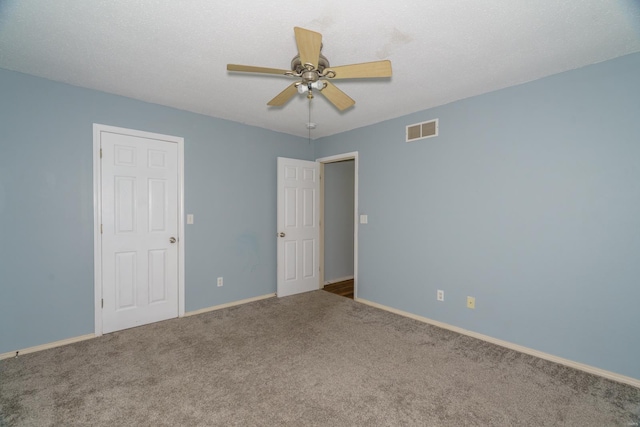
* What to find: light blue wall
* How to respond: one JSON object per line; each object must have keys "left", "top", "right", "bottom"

{"left": 323, "top": 160, "right": 355, "bottom": 282}
{"left": 3, "top": 52, "right": 640, "bottom": 381}
{"left": 314, "top": 52, "right": 640, "bottom": 380}
{"left": 0, "top": 68, "right": 312, "bottom": 353}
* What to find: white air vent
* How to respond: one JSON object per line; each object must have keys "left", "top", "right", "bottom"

{"left": 406, "top": 119, "right": 438, "bottom": 142}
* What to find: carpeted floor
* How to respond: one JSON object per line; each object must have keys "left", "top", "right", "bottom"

{"left": 1, "top": 291, "right": 639, "bottom": 426}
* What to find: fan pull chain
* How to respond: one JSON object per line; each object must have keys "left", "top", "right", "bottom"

{"left": 308, "top": 97, "right": 312, "bottom": 144}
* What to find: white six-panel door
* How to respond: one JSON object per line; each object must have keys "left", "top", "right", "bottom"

{"left": 277, "top": 157, "right": 320, "bottom": 297}
{"left": 100, "top": 130, "right": 179, "bottom": 333}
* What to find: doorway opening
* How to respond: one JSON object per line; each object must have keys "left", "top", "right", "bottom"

{"left": 317, "top": 152, "right": 358, "bottom": 300}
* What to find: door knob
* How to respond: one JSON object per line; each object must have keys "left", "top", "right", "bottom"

{"left": 169, "top": 237, "right": 177, "bottom": 243}
{"left": 278, "top": 232, "right": 285, "bottom": 238}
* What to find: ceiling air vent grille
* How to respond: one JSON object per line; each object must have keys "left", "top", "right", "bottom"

{"left": 406, "top": 119, "right": 438, "bottom": 142}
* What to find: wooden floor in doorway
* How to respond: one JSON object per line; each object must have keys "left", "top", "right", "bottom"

{"left": 323, "top": 279, "right": 354, "bottom": 299}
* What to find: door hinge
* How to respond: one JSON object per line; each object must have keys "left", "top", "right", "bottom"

{"left": 101, "top": 299, "right": 104, "bottom": 308}
{"left": 100, "top": 224, "right": 103, "bottom": 234}
{"left": 100, "top": 148, "right": 102, "bottom": 158}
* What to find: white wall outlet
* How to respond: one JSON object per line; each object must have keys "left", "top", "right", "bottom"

{"left": 437, "top": 290, "right": 444, "bottom": 301}
{"left": 217, "top": 277, "right": 223, "bottom": 287}
{"left": 467, "top": 296, "right": 475, "bottom": 309}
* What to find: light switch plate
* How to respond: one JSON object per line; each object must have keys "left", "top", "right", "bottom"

{"left": 360, "top": 214, "right": 368, "bottom": 224}
{"left": 187, "top": 214, "right": 194, "bottom": 225}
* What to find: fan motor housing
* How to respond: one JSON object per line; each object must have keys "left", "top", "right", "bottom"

{"left": 291, "top": 52, "right": 330, "bottom": 74}
{"left": 301, "top": 70, "right": 319, "bottom": 83}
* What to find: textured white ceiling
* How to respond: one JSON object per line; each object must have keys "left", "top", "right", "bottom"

{"left": 1, "top": 1, "right": 639, "bottom": 139}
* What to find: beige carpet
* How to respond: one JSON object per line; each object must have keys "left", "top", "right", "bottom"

{"left": 1, "top": 290, "right": 639, "bottom": 426}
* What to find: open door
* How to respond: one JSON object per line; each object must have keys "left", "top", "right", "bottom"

{"left": 277, "top": 157, "right": 320, "bottom": 297}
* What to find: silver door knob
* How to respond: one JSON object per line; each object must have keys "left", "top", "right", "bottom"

{"left": 278, "top": 232, "right": 285, "bottom": 238}
{"left": 169, "top": 237, "right": 177, "bottom": 243}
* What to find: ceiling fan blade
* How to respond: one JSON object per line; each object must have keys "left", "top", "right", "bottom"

{"left": 326, "top": 60, "right": 392, "bottom": 79}
{"left": 294, "top": 27, "right": 322, "bottom": 68}
{"left": 267, "top": 83, "right": 298, "bottom": 107}
{"left": 227, "top": 64, "right": 290, "bottom": 76}
{"left": 320, "top": 81, "right": 355, "bottom": 111}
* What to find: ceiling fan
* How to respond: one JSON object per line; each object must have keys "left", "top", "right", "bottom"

{"left": 227, "top": 27, "right": 392, "bottom": 111}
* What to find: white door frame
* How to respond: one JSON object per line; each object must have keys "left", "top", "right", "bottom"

{"left": 92, "top": 124, "right": 186, "bottom": 336}
{"left": 316, "top": 151, "right": 358, "bottom": 299}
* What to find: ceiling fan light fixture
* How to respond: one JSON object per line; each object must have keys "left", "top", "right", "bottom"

{"left": 310, "top": 81, "right": 325, "bottom": 91}
{"left": 227, "top": 27, "right": 392, "bottom": 111}
{"left": 297, "top": 81, "right": 324, "bottom": 96}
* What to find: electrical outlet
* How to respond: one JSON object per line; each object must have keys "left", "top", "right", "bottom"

{"left": 437, "top": 290, "right": 444, "bottom": 301}
{"left": 467, "top": 296, "right": 475, "bottom": 309}
{"left": 217, "top": 277, "right": 223, "bottom": 287}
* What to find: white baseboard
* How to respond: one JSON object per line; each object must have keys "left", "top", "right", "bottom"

{"left": 0, "top": 334, "right": 95, "bottom": 361}
{"left": 0, "top": 294, "right": 277, "bottom": 360}
{"left": 184, "top": 293, "right": 276, "bottom": 317}
{"left": 356, "top": 298, "right": 640, "bottom": 389}
{"left": 324, "top": 275, "right": 354, "bottom": 286}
